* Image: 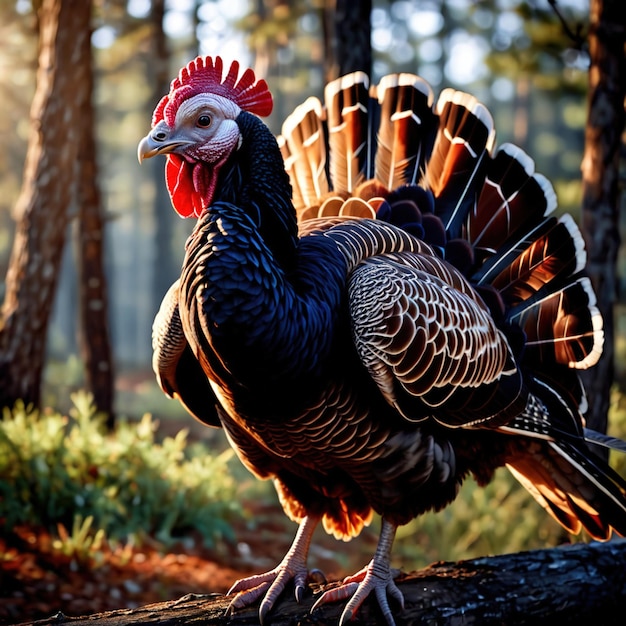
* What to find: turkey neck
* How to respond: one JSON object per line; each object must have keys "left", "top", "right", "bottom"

{"left": 212, "top": 110, "right": 299, "bottom": 272}
{"left": 178, "top": 110, "right": 349, "bottom": 399}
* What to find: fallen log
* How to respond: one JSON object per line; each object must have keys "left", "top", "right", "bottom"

{"left": 16, "top": 540, "right": 626, "bottom": 626}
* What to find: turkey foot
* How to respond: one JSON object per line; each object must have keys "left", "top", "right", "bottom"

{"left": 227, "top": 515, "right": 319, "bottom": 624}
{"left": 312, "top": 518, "right": 403, "bottom": 626}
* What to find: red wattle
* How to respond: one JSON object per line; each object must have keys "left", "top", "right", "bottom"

{"left": 165, "top": 155, "right": 208, "bottom": 218}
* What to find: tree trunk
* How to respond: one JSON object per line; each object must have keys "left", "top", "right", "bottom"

{"left": 0, "top": 0, "right": 91, "bottom": 410}
{"left": 17, "top": 541, "right": 626, "bottom": 625}
{"left": 76, "top": 13, "right": 115, "bottom": 428}
{"left": 323, "top": 0, "right": 372, "bottom": 82}
{"left": 579, "top": 0, "right": 626, "bottom": 434}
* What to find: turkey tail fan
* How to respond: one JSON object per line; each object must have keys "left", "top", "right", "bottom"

{"left": 373, "top": 73, "right": 436, "bottom": 191}
{"left": 467, "top": 143, "right": 557, "bottom": 267}
{"left": 278, "top": 97, "right": 329, "bottom": 218}
{"left": 324, "top": 72, "right": 371, "bottom": 195}
{"left": 505, "top": 438, "right": 626, "bottom": 540}
{"left": 423, "top": 89, "right": 495, "bottom": 239}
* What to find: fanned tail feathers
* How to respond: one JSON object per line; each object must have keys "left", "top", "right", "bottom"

{"left": 505, "top": 439, "right": 626, "bottom": 539}
{"left": 324, "top": 72, "right": 371, "bottom": 196}
{"left": 423, "top": 89, "right": 495, "bottom": 238}
{"left": 278, "top": 97, "right": 328, "bottom": 218}
{"left": 584, "top": 428, "right": 626, "bottom": 454}
{"left": 468, "top": 142, "right": 557, "bottom": 264}
{"left": 499, "top": 395, "right": 626, "bottom": 539}
{"left": 278, "top": 69, "right": 603, "bottom": 384}
{"left": 509, "top": 275, "right": 603, "bottom": 370}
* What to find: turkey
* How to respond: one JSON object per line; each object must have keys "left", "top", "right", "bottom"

{"left": 138, "top": 56, "right": 626, "bottom": 626}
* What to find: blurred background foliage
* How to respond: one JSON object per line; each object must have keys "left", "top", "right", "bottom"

{"left": 0, "top": 393, "right": 240, "bottom": 549}
{"left": 1, "top": 0, "right": 625, "bottom": 569}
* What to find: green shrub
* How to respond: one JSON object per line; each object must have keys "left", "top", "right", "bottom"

{"left": 0, "top": 392, "right": 240, "bottom": 548}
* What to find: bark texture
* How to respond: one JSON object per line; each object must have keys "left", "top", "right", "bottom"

{"left": 579, "top": 0, "right": 626, "bottom": 434}
{"left": 76, "top": 13, "right": 115, "bottom": 426}
{"left": 0, "top": 0, "right": 91, "bottom": 409}
{"left": 323, "top": 0, "right": 372, "bottom": 81}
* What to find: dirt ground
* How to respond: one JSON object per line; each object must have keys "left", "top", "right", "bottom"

{"left": 0, "top": 500, "right": 378, "bottom": 625}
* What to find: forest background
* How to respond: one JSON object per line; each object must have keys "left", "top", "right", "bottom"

{"left": 2, "top": 0, "right": 623, "bottom": 421}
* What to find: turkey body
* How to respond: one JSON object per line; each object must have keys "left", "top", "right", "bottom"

{"left": 178, "top": 199, "right": 500, "bottom": 536}
{"left": 139, "top": 57, "right": 626, "bottom": 626}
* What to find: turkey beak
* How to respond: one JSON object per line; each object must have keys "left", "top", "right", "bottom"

{"left": 137, "top": 122, "right": 193, "bottom": 163}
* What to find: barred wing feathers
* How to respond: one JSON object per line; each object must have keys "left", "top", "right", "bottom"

{"left": 349, "top": 252, "right": 524, "bottom": 427}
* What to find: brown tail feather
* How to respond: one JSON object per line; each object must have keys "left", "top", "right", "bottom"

{"left": 508, "top": 276, "right": 603, "bottom": 370}
{"left": 374, "top": 73, "right": 435, "bottom": 190}
{"left": 279, "top": 97, "right": 328, "bottom": 212}
{"left": 423, "top": 89, "right": 494, "bottom": 237}
{"left": 324, "top": 72, "right": 370, "bottom": 195}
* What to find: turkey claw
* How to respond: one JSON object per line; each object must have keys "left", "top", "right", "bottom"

{"left": 308, "top": 568, "right": 328, "bottom": 586}
{"left": 227, "top": 565, "right": 310, "bottom": 624}
{"left": 311, "top": 564, "right": 404, "bottom": 626}
{"left": 227, "top": 580, "right": 271, "bottom": 614}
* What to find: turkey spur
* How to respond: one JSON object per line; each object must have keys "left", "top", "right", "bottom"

{"left": 138, "top": 56, "right": 626, "bottom": 625}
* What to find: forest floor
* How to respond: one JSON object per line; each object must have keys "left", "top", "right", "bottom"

{"left": 0, "top": 498, "right": 379, "bottom": 626}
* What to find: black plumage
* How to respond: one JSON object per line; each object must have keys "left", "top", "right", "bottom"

{"left": 138, "top": 56, "right": 625, "bottom": 626}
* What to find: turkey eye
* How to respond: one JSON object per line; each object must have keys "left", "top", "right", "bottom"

{"left": 197, "top": 115, "right": 211, "bottom": 128}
